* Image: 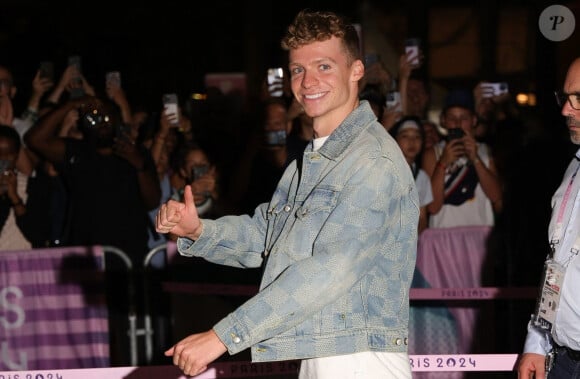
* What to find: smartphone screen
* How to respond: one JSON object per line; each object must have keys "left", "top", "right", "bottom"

{"left": 39, "top": 61, "right": 54, "bottom": 81}
{"left": 106, "top": 71, "right": 121, "bottom": 88}
{"left": 67, "top": 55, "right": 82, "bottom": 72}
{"left": 386, "top": 91, "right": 402, "bottom": 112}
{"left": 404, "top": 38, "right": 421, "bottom": 66}
{"left": 267, "top": 68, "right": 284, "bottom": 97}
{"left": 162, "top": 93, "right": 180, "bottom": 127}
{"left": 265, "top": 130, "right": 286, "bottom": 146}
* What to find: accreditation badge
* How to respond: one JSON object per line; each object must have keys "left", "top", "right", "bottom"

{"left": 532, "top": 259, "right": 565, "bottom": 332}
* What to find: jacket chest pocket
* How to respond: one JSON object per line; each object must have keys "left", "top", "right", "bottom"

{"left": 296, "top": 187, "right": 338, "bottom": 222}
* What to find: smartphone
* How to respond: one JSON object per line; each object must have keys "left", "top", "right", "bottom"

{"left": 386, "top": 91, "right": 403, "bottom": 112}
{"left": 267, "top": 68, "right": 284, "bottom": 97}
{"left": 405, "top": 38, "right": 421, "bottom": 66}
{"left": 162, "top": 93, "right": 180, "bottom": 127}
{"left": 67, "top": 55, "right": 82, "bottom": 72}
{"left": 67, "top": 55, "right": 84, "bottom": 99}
{"left": 481, "top": 82, "right": 509, "bottom": 98}
{"left": 39, "top": 61, "right": 54, "bottom": 81}
{"left": 265, "top": 130, "right": 287, "bottom": 146}
{"left": 447, "top": 128, "right": 465, "bottom": 141}
{"left": 106, "top": 71, "right": 121, "bottom": 88}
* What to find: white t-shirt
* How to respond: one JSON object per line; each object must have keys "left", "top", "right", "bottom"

{"left": 429, "top": 141, "right": 494, "bottom": 228}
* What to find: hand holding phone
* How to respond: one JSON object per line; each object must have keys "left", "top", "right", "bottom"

{"left": 446, "top": 128, "right": 465, "bottom": 141}
{"left": 162, "top": 93, "right": 180, "bottom": 128}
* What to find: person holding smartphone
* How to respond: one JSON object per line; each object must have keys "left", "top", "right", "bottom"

{"left": 157, "top": 9, "right": 418, "bottom": 378}
{"left": 421, "top": 88, "right": 502, "bottom": 228}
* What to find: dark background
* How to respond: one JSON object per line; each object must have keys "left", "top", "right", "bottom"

{"left": 2, "top": 0, "right": 575, "bottom": 112}
{"left": 1, "top": 1, "right": 359, "bottom": 111}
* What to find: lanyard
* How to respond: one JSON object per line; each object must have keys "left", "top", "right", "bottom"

{"left": 550, "top": 160, "right": 580, "bottom": 264}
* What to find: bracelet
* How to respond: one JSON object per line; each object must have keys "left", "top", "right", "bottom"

{"left": 11, "top": 199, "right": 24, "bottom": 207}
{"left": 472, "top": 157, "right": 482, "bottom": 165}
{"left": 436, "top": 161, "right": 446, "bottom": 170}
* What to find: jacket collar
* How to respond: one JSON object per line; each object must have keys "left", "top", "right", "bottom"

{"left": 312, "top": 100, "right": 376, "bottom": 161}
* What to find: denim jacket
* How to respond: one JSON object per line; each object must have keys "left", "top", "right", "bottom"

{"left": 177, "top": 101, "right": 419, "bottom": 362}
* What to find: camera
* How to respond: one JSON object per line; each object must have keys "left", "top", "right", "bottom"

{"left": 446, "top": 128, "right": 465, "bottom": 141}
{"left": 79, "top": 107, "right": 110, "bottom": 131}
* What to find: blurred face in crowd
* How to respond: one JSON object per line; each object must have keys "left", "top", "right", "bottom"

{"left": 0, "top": 135, "right": 18, "bottom": 170}
{"left": 180, "top": 148, "right": 210, "bottom": 182}
{"left": 441, "top": 106, "right": 477, "bottom": 136}
{"left": 421, "top": 120, "right": 440, "bottom": 150}
{"left": 562, "top": 58, "right": 580, "bottom": 145}
{"left": 395, "top": 124, "right": 423, "bottom": 165}
{"left": 264, "top": 102, "right": 287, "bottom": 133}
{"left": 406, "top": 79, "right": 429, "bottom": 118}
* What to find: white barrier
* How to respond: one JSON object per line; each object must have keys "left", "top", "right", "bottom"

{"left": 0, "top": 354, "right": 519, "bottom": 378}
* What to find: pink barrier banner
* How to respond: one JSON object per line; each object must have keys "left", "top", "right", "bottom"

{"left": 0, "top": 246, "right": 109, "bottom": 370}
{"left": 409, "top": 226, "right": 493, "bottom": 379}
{"left": 0, "top": 355, "right": 518, "bottom": 378}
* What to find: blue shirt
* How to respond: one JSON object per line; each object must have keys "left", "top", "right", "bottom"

{"left": 524, "top": 148, "right": 580, "bottom": 354}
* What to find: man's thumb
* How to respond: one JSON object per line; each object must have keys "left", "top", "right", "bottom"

{"left": 183, "top": 185, "right": 195, "bottom": 208}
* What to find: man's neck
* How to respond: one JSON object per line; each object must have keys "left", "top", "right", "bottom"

{"left": 312, "top": 100, "right": 359, "bottom": 138}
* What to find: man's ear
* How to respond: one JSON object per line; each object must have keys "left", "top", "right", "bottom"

{"left": 10, "top": 86, "right": 17, "bottom": 99}
{"left": 351, "top": 59, "right": 365, "bottom": 82}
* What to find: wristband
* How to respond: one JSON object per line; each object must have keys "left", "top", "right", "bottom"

{"left": 436, "top": 161, "right": 446, "bottom": 170}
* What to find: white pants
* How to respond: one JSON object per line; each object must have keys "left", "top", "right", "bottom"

{"left": 299, "top": 351, "right": 412, "bottom": 379}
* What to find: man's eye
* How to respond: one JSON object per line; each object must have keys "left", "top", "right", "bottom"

{"left": 319, "top": 64, "right": 331, "bottom": 71}
{"left": 291, "top": 67, "right": 303, "bottom": 75}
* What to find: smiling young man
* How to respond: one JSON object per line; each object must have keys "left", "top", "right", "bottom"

{"left": 157, "top": 9, "right": 418, "bottom": 379}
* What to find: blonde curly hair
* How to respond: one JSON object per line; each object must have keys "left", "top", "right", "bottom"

{"left": 281, "top": 9, "right": 361, "bottom": 65}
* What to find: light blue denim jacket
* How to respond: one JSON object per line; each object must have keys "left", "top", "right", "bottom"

{"left": 177, "top": 101, "right": 419, "bottom": 362}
